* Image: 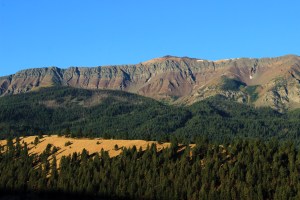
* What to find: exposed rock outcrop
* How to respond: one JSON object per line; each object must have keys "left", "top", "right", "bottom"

{"left": 1, "top": 54, "right": 300, "bottom": 110}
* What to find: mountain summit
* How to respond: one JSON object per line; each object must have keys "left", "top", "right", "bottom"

{"left": 1, "top": 55, "right": 300, "bottom": 111}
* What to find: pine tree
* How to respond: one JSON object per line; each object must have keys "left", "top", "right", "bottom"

{"left": 48, "top": 155, "right": 58, "bottom": 188}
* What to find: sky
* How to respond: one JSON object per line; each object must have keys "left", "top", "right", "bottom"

{"left": 0, "top": 0, "right": 300, "bottom": 76}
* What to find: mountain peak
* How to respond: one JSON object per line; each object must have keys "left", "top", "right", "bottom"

{"left": 1, "top": 54, "right": 300, "bottom": 111}
{"left": 142, "top": 55, "right": 202, "bottom": 65}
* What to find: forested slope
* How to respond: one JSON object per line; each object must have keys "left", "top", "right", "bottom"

{"left": 0, "top": 87, "right": 190, "bottom": 140}
{"left": 1, "top": 87, "right": 300, "bottom": 144}
{"left": 0, "top": 137, "right": 300, "bottom": 199}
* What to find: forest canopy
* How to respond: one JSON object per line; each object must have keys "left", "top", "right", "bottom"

{"left": 0, "top": 136, "right": 299, "bottom": 200}
{"left": 0, "top": 87, "right": 299, "bottom": 145}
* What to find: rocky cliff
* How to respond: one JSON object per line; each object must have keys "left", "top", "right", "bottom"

{"left": 1, "top": 55, "right": 300, "bottom": 111}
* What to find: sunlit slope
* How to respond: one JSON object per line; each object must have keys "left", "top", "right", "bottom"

{"left": 0, "top": 135, "right": 171, "bottom": 163}
{"left": 1, "top": 55, "right": 300, "bottom": 110}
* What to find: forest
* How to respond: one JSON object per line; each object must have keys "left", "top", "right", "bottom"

{"left": 0, "top": 87, "right": 300, "bottom": 145}
{"left": 1, "top": 136, "right": 300, "bottom": 200}
{"left": 1, "top": 87, "right": 300, "bottom": 199}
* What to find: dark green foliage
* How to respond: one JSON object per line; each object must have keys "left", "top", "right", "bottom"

{"left": 244, "top": 85, "right": 259, "bottom": 102}
{"left": 221, "top": 77, "right": 246, "bottom": 91}
{"left": 1, "top": 86, "right": 300, "bottom": 199}
{"left": 1, "top": 87, "right": 300, "bottom": 145}
{"left": 52, "top": 146, "right": 59, "bottom": 154}
{"left": 34, "top": 136, "right": 39, "bottom": 145}
{"left": 1, "top": 138, "right": 300, "bottom": 199}
{"left": 176, "top": 96, "right": 300, "bottom": 145}
{"left": 0, "top": 87, "right": 190, "bottom": 141}
{"left": 64, "top": 141, "right": 72, "bottom": 147}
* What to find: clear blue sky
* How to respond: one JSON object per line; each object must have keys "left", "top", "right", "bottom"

{"left": 0, "top": 0, "right": 299, "bottom": 76}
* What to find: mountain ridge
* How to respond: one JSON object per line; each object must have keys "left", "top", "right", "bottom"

{"left": 1, "top": 54, "right": 300, "bottom": 111}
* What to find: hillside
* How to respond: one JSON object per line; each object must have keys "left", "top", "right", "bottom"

{"left": 0, "top": 87, "right": 190, "bottom": 141}
{"left": 0, "top": 135, "right": 171, "bottom": 162}
{"left": 1, "top": 87, "right": 300, "bottom": 144}
{"left": 1, "top": 135, "right": 300, "bottom": 199}
{"left": 1, "top": 55, "right": 300, "bottom": 111}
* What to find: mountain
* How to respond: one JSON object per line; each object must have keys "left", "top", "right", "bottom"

{"left": 1, "top": 54, "right": 300, "bottom": 111}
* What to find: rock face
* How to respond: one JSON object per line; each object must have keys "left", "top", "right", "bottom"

{"left": 1, "top": 55, "right": 300, "bottom": 111}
